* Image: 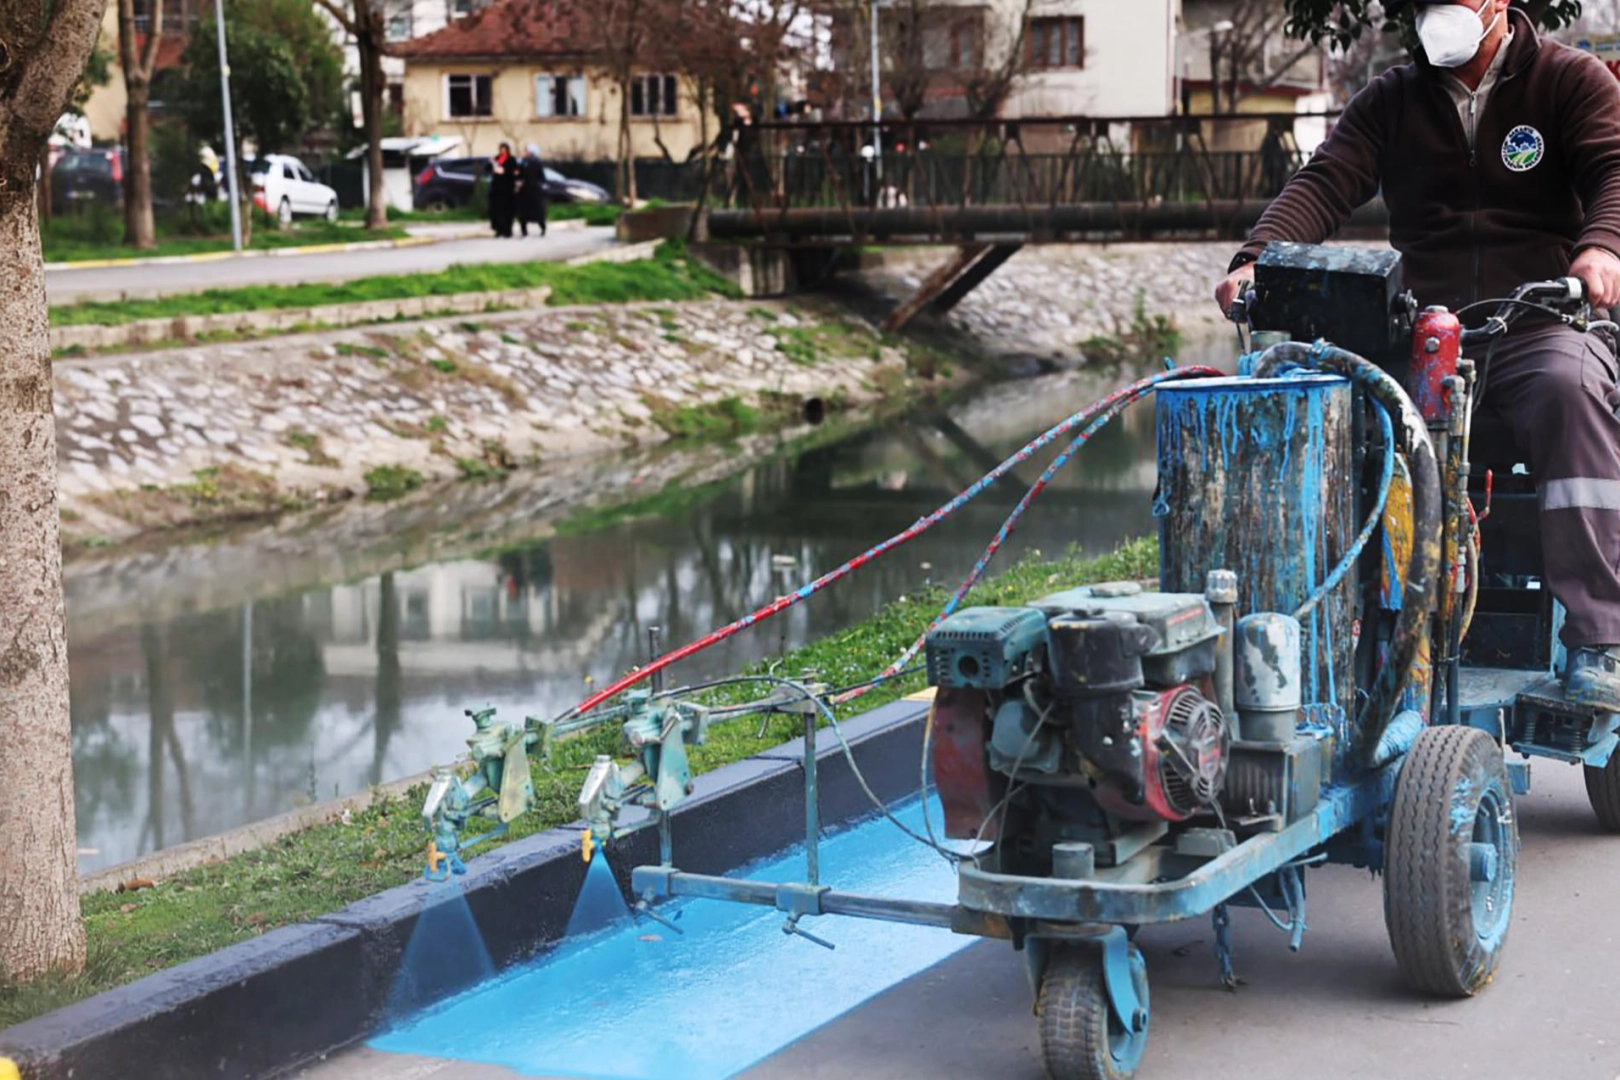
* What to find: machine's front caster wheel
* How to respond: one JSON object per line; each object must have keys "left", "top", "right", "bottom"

{"left": 1384, "top": 726, "right": 1518, "bottom": 997}
{"left": 1036, "top": 941, "right": 1149, "bottom": 1080}
{"left": 1584, "top": 750, "right": 1620, "bottom": 832}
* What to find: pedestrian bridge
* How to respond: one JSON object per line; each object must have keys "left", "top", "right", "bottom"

{"left": 690, "top": 114, "right": 1387, "bottom": 328}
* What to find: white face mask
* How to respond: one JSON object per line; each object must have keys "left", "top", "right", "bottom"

{"left": 1416, "top": 0, "right": 1502, "bottom": 69}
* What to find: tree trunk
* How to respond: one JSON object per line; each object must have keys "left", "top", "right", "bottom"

{"left": 0, "top": 183, "right": 85, "bottom": 982}
{"left": 124, "top": 81, "right": 156, "bottom": 250}
{"left": 36, "top": 142, "right": 52, "bottom": 223}
{"left": 358, "top": 27, "right": 388, "bottom": 230}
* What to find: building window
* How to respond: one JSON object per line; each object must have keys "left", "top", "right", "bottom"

{"left": 386, "top": 9, "right": 413, "bottom": 40}
{"left": 1028, "top": 16, "right": 1083, "bottom": 70}
{"left": 445, "top": 73, "right": 492, "bottom": 118}
{"left": 630, "top": 74, "right": 678, "bottom": 118}
{"left": 949, "top": 21, "right": 979, "bottom": 70}
{"left": 536, "top": 74, "right": 586, "bottom": 118}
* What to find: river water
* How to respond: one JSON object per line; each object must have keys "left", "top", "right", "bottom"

{"left": 68, "top": 343, "right": 1234, "bottom": 874}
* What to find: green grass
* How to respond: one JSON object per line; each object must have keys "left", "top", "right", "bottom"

{"left": 649, "top": 395, "right": 762, "bottom": 439}
{"left": 42, "top": 214, "right": 408, "bottom": 264}
{"left": 548, "top": 202, "right": 621, "bottom": 227}
{"left": 363, "top": 465, "right": 423, "bottom": 501}
{"left": 334, "top": 342, "right": 389, "bottom": 360}
{"left": 768, "top": 320, "right": 879, "bottom": 367}
{"left": 0, "top": 538, "right": 1155, "bottom": 1028}
{"left": 50, "top": 240, "right": 739, "bottom": 329}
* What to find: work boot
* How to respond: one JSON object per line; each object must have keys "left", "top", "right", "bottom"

{"left": 1565, "top": 645, "right": 1620, "bottom": 710}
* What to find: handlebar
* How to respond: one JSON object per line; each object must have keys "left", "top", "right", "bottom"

{"left": 1460, "top": 276, "right": 1591, "bottom": 346}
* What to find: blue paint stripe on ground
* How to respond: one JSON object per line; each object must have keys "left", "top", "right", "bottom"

{"left": 371, "top": 800, "right": 973, "bottom": 1080}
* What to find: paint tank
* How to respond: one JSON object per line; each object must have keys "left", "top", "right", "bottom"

{"left": 1155, "top": 374, "right": 1355, "bottom": 720}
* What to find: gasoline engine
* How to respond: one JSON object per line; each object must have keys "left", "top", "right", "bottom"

{"left": 926, "top": 579, "right": 1331, "bottom": 876}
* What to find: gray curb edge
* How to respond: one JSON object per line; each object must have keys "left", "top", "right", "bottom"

{"left": 0, "top": 698, "right": 932, "bottom": 1080}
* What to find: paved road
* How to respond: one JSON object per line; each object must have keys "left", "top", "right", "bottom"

{"left": 45, "top": 226, "right": 617, "bottom": 304}
{"left": 300, "top": 760, "right": 1620, "bottom": 1080}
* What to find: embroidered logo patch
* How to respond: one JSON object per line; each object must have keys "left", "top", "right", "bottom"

{"left": 1502, "top": 125, "right": 1545, "bottom": 172}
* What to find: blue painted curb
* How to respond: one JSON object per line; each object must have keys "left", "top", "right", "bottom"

{"left": 0, "top": 698, "right": 931, "bottom": 1080}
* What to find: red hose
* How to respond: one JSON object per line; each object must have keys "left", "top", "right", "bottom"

{"left": 552, "top": 365, "right": 1221, "bottom": 725}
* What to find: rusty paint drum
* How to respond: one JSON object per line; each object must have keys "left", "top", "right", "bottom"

{"left": 1155, "top": 374, "right": 1357, "bottom": 723}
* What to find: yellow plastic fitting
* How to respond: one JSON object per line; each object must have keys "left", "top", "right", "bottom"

{"left": 425, "top": 840, "right": 445, "bottom": 877}
{"left": 582, "top": 830, "right": 596, "bottom": 863}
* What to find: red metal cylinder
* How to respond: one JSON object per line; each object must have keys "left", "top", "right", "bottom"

{"left": 1411, "top": 307, "right": 1461, "bottom": 425}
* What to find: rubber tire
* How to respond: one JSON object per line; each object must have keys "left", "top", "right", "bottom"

{"left": 1584, "top": 752, "right": 1620, "bottom": 832}
{"left": 1383, "top": 726, "right": 1518, "bottom": 997}
{"left": 277, "top": 197, "right": 292, "bottom": 227}
{"left": 1036, "top": 942, "right": 1148, "bottom": 1080}
{"left": 324, "top": 200, "right": 338, "bottom": 223}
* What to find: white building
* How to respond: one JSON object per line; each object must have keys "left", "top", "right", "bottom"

{"left": 1005, "top": 0, "right": 1180, "bottom": 118}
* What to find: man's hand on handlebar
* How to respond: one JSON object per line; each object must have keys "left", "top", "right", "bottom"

{"left": 1571, "top": 246, "right": 1620, "bottom": 308}
{"left": 1215, "top": 263, "right": 1256, "bottom": 320}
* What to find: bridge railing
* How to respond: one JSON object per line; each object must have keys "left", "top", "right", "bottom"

{"left": 705, "top": 113, "right": 1333, "bottom": 241}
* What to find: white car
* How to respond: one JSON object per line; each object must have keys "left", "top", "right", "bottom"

{"left": 249, "top": 154, "right": 339, "bottom": 226}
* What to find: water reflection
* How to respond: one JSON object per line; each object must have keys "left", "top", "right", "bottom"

{"left": 69, "top": 366, "right": 1174, "bottom": 872}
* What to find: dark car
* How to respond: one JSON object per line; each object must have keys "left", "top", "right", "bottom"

{"left": 51, "top": 148, "right": 124, "bottom": 210}
{"left": 412, "top": 156, "right": 610, "bottom": 212}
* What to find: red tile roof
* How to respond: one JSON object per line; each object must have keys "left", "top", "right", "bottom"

{"left": 392, "top": 0, "right": 593, "bottom": 61}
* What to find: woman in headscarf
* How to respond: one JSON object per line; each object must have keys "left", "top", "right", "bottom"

{"left": 488, "top": 142, "right": 516, "bottom": 238}
{"left": 517, "top": 143, "right": 548, "bottom": 238}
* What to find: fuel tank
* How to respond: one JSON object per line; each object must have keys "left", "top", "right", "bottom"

{"left": 1154, "top": 374, "right": 1356, "bottom": 721}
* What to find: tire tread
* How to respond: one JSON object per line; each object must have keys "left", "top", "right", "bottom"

{"left": 1037, "top": 946, "right": 1124, "bottom": 1080}
{"left": 1585, "top": 754, "right": 1620, "bottom": 832}
{"left": 1383, "top": 725, "right": 1515, "bottom": 997}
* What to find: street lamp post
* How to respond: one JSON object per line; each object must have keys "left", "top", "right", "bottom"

{"left": 213, "top": 0, "right": 243, "bottom": 252}
{"left": 870, "top": 0, "right": 883, "bottom": 179}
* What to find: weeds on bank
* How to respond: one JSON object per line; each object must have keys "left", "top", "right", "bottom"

{"left": 0, "top": 537, "right": 1156, "bottom": 1030}
{"left": 1082, "top": 292, "right": 1183, "bottom": 367}
{"left": 364, "top": 465, "right": 424, "bottom": 500}
{"left": 648, "top": 395, "right": 762, "bottom": 439}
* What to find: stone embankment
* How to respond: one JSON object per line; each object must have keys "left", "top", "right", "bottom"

{"left": 53, "top": 241, "right": 1242, "bottom": 548}
{"left": 54, "top": 299, "right": 945, "bottom": 546}
{"left": 857, "top": 242, "right": 1238, "bottom": 360}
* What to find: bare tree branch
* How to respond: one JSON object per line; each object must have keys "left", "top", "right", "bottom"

{"left": 0, "top": 0, "right": 107, "bottom": 153}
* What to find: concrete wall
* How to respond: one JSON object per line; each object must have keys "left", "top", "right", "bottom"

{"left": 401, "top": 62, "right": 713, "bottom": 160}
{"left": 1003, "top": 0, "right": 1179, "bottom": 118}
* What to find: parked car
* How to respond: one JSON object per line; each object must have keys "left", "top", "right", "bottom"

{"left": 412, "top": 156, "right": 610, "bottom": 212}
{"left": 247, "top": 154, "right": 339, "bottom": 225}
{"left": 51, "top": 148, "right": 124, "bottom": 210}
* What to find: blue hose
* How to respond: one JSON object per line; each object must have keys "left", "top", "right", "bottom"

{"left": 1294, "top": 393, "right": 1395, "bottom": 621}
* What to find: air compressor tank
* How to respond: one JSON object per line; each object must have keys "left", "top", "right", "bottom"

{"left": 1155, "top": 374, "right": 1356, "bottom": 721}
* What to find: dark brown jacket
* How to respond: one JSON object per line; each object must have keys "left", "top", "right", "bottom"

{"left": 1234, "top": 11, "right": 1620, "bottom": 322}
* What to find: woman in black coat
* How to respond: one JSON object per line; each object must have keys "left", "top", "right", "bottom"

{"left": 488, "top": 143, "right": 516, "bottom": 238}
{"left": 517, "top": 143, "right": 548, "bottom": 238}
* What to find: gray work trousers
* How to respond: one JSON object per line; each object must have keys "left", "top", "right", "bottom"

{"left": 1475, "top": 322, "right": 1620, "bottom": 647}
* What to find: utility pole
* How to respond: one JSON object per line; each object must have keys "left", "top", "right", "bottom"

{"left": 214, "top": 0, "right": 243, "bottom": 251}
{"left": 869, "top": 0, "right": 882, "bottom": 179}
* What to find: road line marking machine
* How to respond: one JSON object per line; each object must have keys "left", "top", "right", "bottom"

{"left": 423, "top": 242, "right": 1620, "bottom": 1080}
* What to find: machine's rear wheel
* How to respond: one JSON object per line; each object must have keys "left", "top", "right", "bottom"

{"left": 1383, "top": 726, "right": 1518, "bottom": 997}
{"left": 1036, "top": 941, "right": 1149, "bottom": 1080}
{"left": 1584, "top": 751, "right": 1620, "bottom": 831}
